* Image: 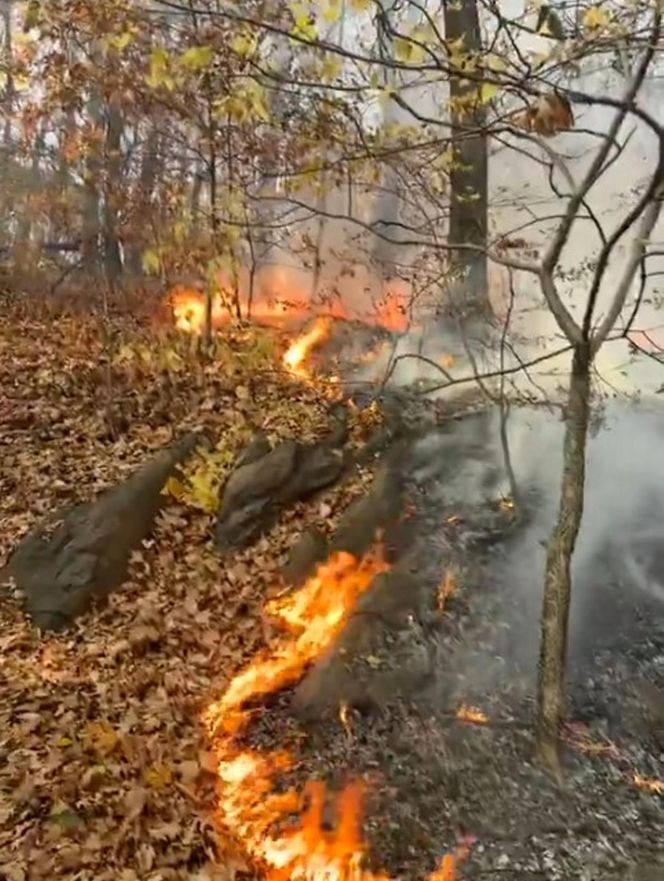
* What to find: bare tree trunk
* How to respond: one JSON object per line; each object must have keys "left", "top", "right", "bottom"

{"left": 536, "top": 344, "right": 591, "bottom": 772}
{"left": 1, "top": 0, "right": 13, "bottom": 247}
{"left": 203, "top": 94, "right": 218, "bottom": 345}
{"left": 371, "top": 1, "right": 402, "bottom": 280}
{"left": 82, "top": 96, "right": 102, "bottom": 275}
{"left": 102, "top": 98, "right": 124, "bottom": 283}
{"left": 443, "top": 0, "right": 490, "bottom": 322}
{"left": 127, "top": 124, "right": 160, "bottom": 275}
{"left": 2, "top": 0, "right": 13, "bottom": 159}
{"left": 191, "top": 165, "right": 204, "bottom": 228}
{"left": 16, "top": 126, "right": 43, "bottom": 251}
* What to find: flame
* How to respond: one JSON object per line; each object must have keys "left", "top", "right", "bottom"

{"left": 164, "top": 270, "right": 410, "bottom": 337}
{"left": 205, "top": 545, "right": 473, "bottom": 881}
{"left": 632, "top": 773, "right": 664, "bottom": 794}
{"left": 283, "top": 318, "right": 332, "bottom": 378}
{"left": 429, "top": 854, "right": 460, "bottom": 881}
{"left": 429, "top": 835, "right": 476, "bottom": 881}
{"left": 339, "top": 702, "right": 352, "bottom": 737}
{"left": 208, "top": 549, "right": 388, "bottom": 735}
{"left": 170, "top": 285, "right": 211, "bottom": 333}
{"left": 455, "top": 705, "right": 488, "bottom": 725}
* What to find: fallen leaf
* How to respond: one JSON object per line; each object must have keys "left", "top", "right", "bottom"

{"left": 82, "top": 720, "right": 120, "bottom": 756}
{"left": 144, "top": 762, "right": 174, "bottom": 791}
{"left": 178, "top": 760, "right": 201, "bottom": 784}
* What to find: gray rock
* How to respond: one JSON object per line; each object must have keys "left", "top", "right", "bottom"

{"left": 215, "top": 440, "right": 345, "bottom": 551}
{"left": 281, "top": 528, "right": 329, "bottom": 587}
{"left": 2, "top": 432, "right": 204, "bottom": 631}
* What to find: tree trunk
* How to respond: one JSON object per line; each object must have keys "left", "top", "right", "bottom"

{"left": 82, "top": 96, "right": 102, "bottom": 275}
{"left": 191, "top": 165, "right": 204, "bottom": 229}
{"left": 443, "top": 0, "right": 490, "bottom": 322}
{"left": 102, "top": 99, "right": 124, "bottom": 283}
{"left": 371, "top": 0, "right": 403, "bottom": 280}
{"left": 2, "top": 0, "right": 13, "bottom": 161}
{"left": 535, "top": 344, "right": 591, "bottom": 772}
{"left": 15, "top": 126, "right": 44, "bottom": 252}
{"left": 127, "top": 124, "right": 160, "bottom": 275}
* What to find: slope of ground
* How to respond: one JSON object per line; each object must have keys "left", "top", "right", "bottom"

{"left": 0, "top": 296, "right": 374, "bottom": 881}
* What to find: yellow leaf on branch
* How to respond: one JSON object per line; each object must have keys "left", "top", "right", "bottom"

{"left": 479, "top": 81, "right": 500, "bottom": 103}
{"left": 146, "top": 46, "right": 174, "bottom": 90}
{"left": 322, "top": 0, "right": 342, "bottom": 23}
{"left": 179, "top": 45, "right": 213, "bottom": 71}
{"left": 582, "top": 6, "right": 611, "bottom": 31}
{"left": 231, "top": 29, "right": 257, "bottom": 57}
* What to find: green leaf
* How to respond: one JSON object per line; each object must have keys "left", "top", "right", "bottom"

{"left": 179, "top": 45, "right": 213, "bottom": 71}
{"left": 536, "top": 5, "right": 565, "bottom": 40}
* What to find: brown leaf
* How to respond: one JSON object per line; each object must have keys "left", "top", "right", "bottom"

{"left": 198, "top": 750, "right": 219, "bottom": 776}
{"left": 124, "top": 785, "right": 148, "bottom": 820}
{"left": 178, "top": 760, "right": 201, "bottom": 784}
{"left": 82, "top": 720, "right": 120, "bottom": 756}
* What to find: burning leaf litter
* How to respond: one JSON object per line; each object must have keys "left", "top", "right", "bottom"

{"left": 0, "top": 300, "right": 381, "bottom": 880}
{"left": 4, "top": 299, "right": 664, "bottom": 880}
{"left": 455, "top": 705, "right": 489, "bottom": 726}
{"left": 283, "top": 317, "right": 333, "bottom": 379}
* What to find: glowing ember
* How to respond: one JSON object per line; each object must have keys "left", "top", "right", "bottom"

{"left": 632, "top": 773, "right": 664, "bottom": 794}
{"left": 339, "top": 702, "right": 352, "bottom": 737}
{"left": 283, "top": 317, "right": 332, "bottom": 378}
{"left": 436, "top": 570, "right": 458, "bottom": 613}
{"left": 564, "top": 725, "right": 620, "bottom": 758}
{"left": 455, "top": 705, "right": 488, "bottom": 725}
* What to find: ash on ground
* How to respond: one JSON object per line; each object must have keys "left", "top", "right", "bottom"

{"left": 230, "top": 401, "right": 664, "bottom": 881}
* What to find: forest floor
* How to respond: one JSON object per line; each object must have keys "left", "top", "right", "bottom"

{"left": 2, "top": 294, "right": 664, "bottom": 881}
{"left": 0, "top": 294, "right": 374, "bottom": 881}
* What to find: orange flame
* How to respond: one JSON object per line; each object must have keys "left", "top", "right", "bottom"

{"left": 170, "top": 285, "right": 211, "bottom": 333}
{"left": 164, "top": 271, "right": 410, "bottom": 338}
{"left": 207, "top": 549, "right": 388, "bottom": 735}
{"left": 455, "top": 705, "right": 488, "bottom": 725}
{"left": 283, "top": 318, "right": 332, "bottom": 378}
{"left": 430, "top": 854, "right": 457, "bottom": 881}
{"left": 436, "top": 570, "right": 457, "bottom": 613}
{"left": 205, "top": 545, "right": 472, "bottom": 881}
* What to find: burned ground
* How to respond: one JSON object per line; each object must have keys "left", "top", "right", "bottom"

{"left": 2, "top": 301, "right": 664, "bottom": 881}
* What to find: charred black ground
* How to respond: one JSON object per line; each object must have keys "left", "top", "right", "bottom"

{"left": 220, "top": 396, "right": 664, "bottom": 881}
